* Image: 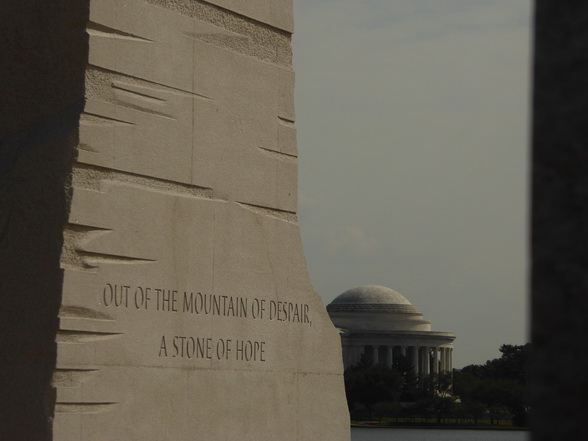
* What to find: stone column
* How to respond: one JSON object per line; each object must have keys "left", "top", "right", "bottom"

{"left": 373, "top": 345, "right": 379, "bottom": 365}
{"left": 439, "top": 348, "right": 445, "bottom": 372}
{"left": 410, "top": 346, "right": 418, "bottom": 375}
{"left": 422, "top": 347, "right": 430, "bottom": 376}
{"left": 387, "top": 346, "right": 394, "bottom": 368}
{"left": 433, "top": 347, "right": 439, "bottom": 374}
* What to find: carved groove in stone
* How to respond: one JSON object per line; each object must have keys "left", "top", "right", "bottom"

{"left": 54, "top": 403, "right": 118, "bottom": 414}
{"left": 79, "top": 250, "right": 157, "bottom": 267}
{"left": 81, "top": 112, "right": 135, "bottom": 126}
{"left": 237, "top": 202, "right": 297, "bottom": 223}
{"left": 77, "top": 143, "right": 98, "bottom": 153}
{"left": 61, "top": 224, "right": 112, "bottom": 270}
{"left": 258, "top": 147, "right": 297, "bottom": 161}
{"left": 87, "top": 21, "right": 153, "bottom": 42}
{"left": 278, "top": 116, "right": 295, "bottom": 125}
{"left": 64, "top": 224, "right": 112, "bottom": 235}
{"left": 52, "top": 369, "right": 99, "bottom": 388}
{"left": 112, "top": 81, "right": 168, "bottom": 103}
{"left": 56, "top": 330, "right": 123, "bottom": 343}
{"left": 63, "top": 223, "right": 155, "bottom": 268}
{"left": 72, "top": 164, "right": 214, "bottom": 198}
{"left": 86, "top": 65, "right": 212, "bottom": 101}
{"left": 258, "top": 146, "right": 297, "bottom": 159}
{"left": 113, "top": 89, "right": 177, "bottom": 121}
{"left": 59, "top": 305, "right": 113, "bottom": 321}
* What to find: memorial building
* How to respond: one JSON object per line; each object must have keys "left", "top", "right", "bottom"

{"left": 327, "top": 285, "right": 455, "bottom": 375}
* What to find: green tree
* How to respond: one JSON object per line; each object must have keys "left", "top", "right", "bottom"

{"left": 420, "top": 372, "right": 454, "bottom": 398}
{"left": 392, "top": 355, "right": 418, "bottom": 401}
{"left": 344, "top": 358, "right": 404, "bottom": 417}
{"left": 418, "top": 373, "right": 457, "bottom": 423}
{"left": 456, "top": 343, "right": 530, "bottom": 426}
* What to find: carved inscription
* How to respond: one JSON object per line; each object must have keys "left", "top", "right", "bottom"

{"left": 101, "top": 283, "right": 312, "bottom": 363}
{"left": 158, "top": 336, "right": 266, "bottom": 362}
{"left": 102, "top": 283, "right": 312, "bottom": 325}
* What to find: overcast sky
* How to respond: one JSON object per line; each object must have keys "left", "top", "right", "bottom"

{"left": 292, "top": 0, "right": 531, "bottom": 368}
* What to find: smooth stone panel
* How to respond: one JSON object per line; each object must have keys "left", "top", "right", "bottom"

{"left": 56, "top": 175, "right": 347, "bottom": 439}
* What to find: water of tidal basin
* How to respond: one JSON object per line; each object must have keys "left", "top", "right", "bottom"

{"left": 351, "top": 427, "right": 529, "bottom": 441}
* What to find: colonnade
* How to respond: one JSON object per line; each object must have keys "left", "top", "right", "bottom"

{"left": 344, "top": 344, "right": 452, "bottom": 375}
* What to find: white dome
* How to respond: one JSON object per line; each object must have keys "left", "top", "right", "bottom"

{"left": 332, "top": 285, "right": 412, "bottom": 305}
{"left": 327, "top": 285, "right": 419, "bottom": 314}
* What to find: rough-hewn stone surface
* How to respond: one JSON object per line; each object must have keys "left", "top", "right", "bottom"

{"left": 0, "top": 1, "right": 349, "bottom": 440}
{"left": 531, "top": 2, "right": 588, "bottom": 440}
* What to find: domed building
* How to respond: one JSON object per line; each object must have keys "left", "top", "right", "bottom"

{"left": 327, "top": 285, "right": 455, "bottom": 375}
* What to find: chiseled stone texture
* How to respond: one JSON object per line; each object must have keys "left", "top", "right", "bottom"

{"left": 532, "top": 2, "right": 588, "bottom": 440}
{"left": 51, "top": 0, "right": 349, "bottom": 440}
{"left": 1, "top": 0, "right": 348, "bottom": 440}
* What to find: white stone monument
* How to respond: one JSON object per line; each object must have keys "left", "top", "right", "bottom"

{"left": 327, "top": 285, "right": 455, "bottom": 373}
{"left": 0, "top": 1, "right": 350, "bottom": 439}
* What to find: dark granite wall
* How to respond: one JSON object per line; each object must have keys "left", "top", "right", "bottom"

{"left": 531, "top": 2, "right": 588, "bottom": 439}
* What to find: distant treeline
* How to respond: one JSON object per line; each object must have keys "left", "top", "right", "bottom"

{"left": 345, "top": 343, "right": 530, "bottom": 427}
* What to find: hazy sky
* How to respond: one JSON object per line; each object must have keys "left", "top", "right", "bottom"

{"left": 292, "top": 0, "right": 531, "bottom": 368}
